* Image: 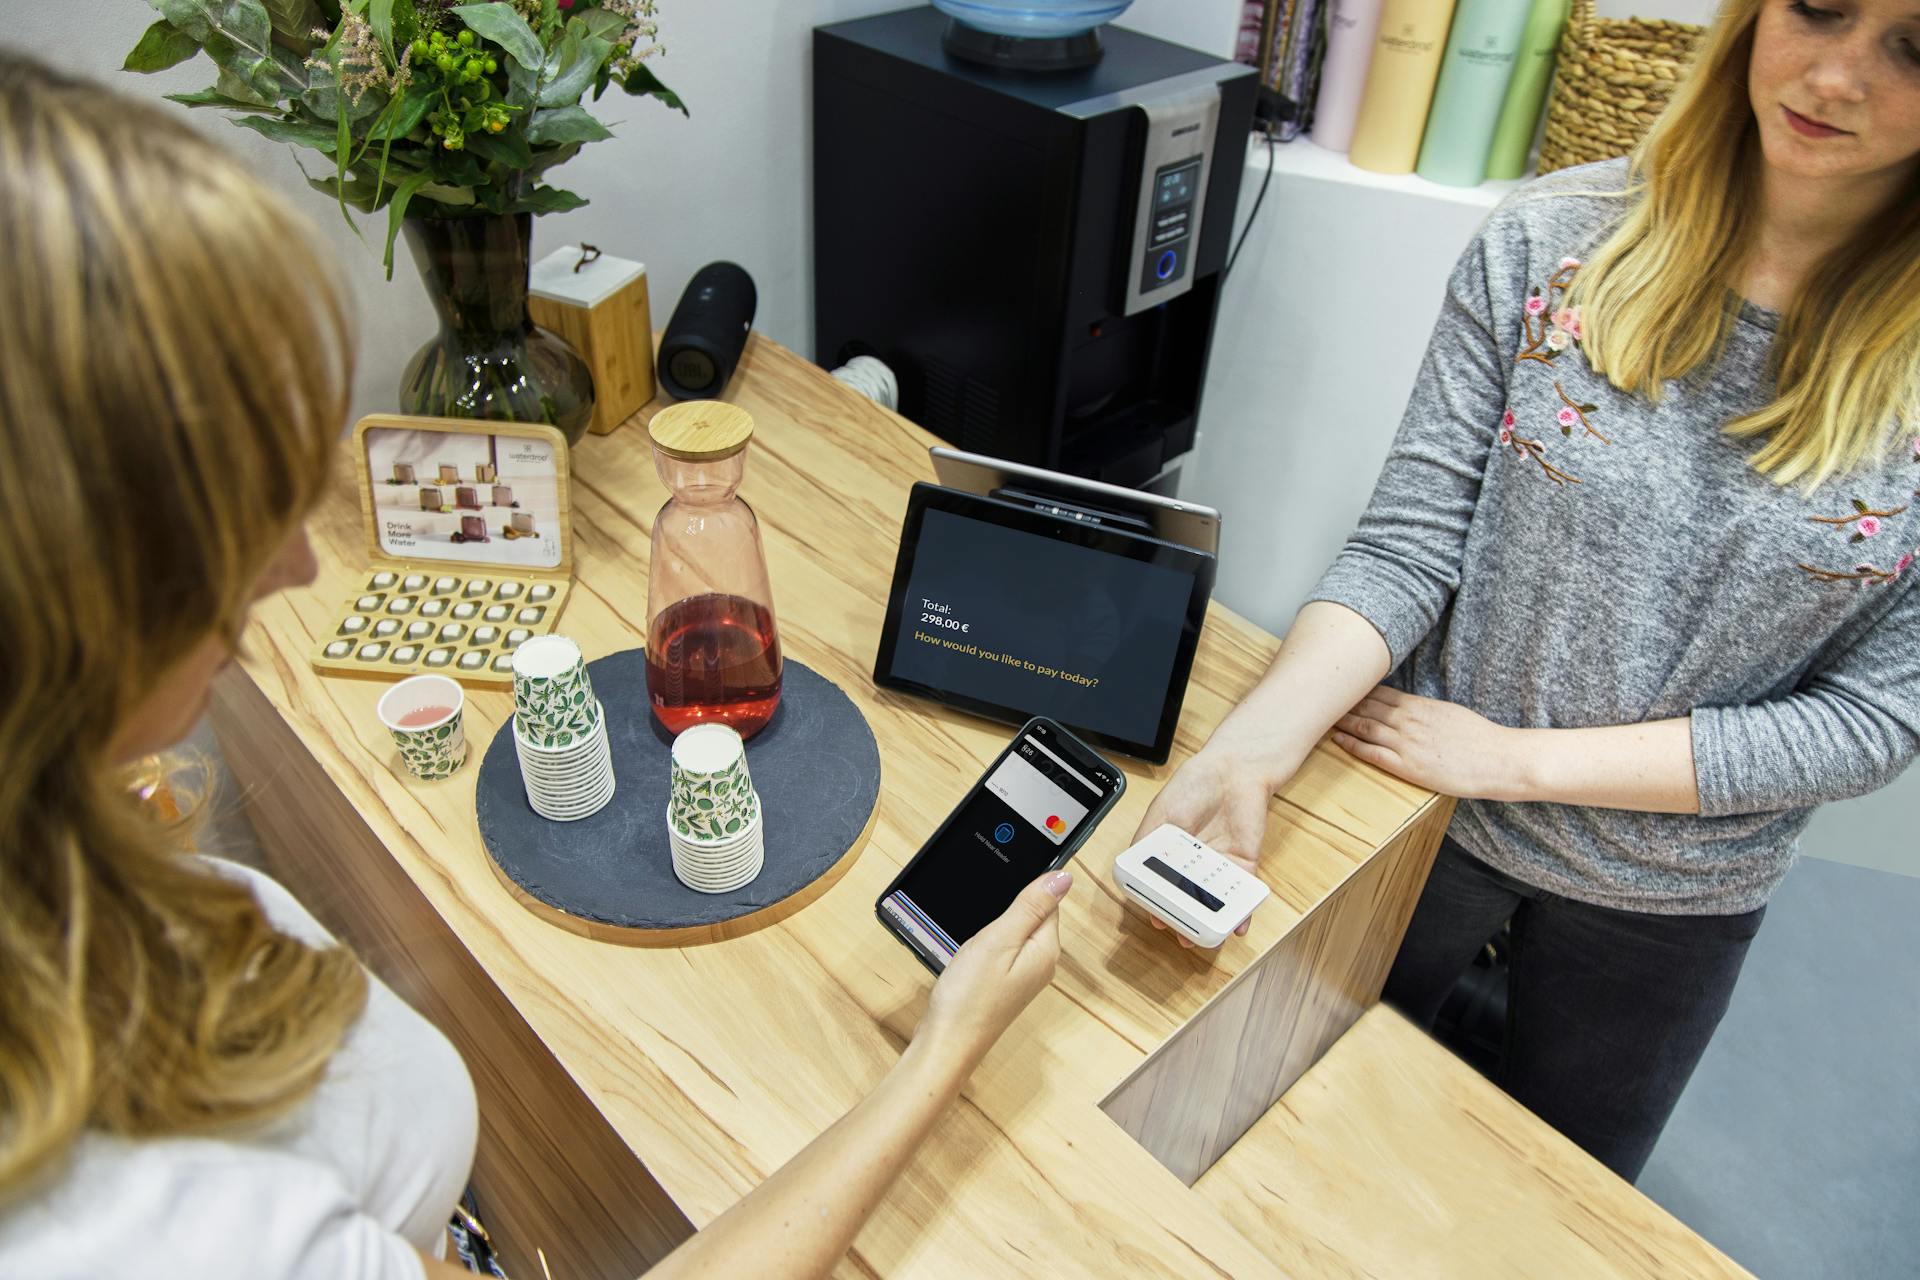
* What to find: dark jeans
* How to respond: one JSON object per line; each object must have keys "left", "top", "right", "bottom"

{"left": 1383, "top": 836, "right": 1766, "bottom": 1182}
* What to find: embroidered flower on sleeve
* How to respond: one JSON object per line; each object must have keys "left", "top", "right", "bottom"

{"left": 1502, "top": 257, "right": 1611, "bottom": 485}
{"left": 1800, "top": 557, "right": 1904, "bottom": 587}
{"left": 1517, "top": 267, "right": 1589, "bottom": 369}
{"left": 1808, "top": 497, "right": 1908, "bottom": 543}
{"left": 1798, "top": 497, "right": 1916, "bottom": 584}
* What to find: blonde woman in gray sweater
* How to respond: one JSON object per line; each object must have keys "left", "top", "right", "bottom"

{"left": 1139, "top": 0, "right": 1920, "bottom": 1180}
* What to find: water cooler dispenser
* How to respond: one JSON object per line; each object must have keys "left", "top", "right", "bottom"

{"left": 812, "top": 6, "right": 1257, "bottom": 489}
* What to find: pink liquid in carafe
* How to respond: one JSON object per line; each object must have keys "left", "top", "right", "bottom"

{"left": 396, "top": 705, "right": 456, "bottom": 728}
{"left": 646, "top": 592, "right": 782, "bottom": 737}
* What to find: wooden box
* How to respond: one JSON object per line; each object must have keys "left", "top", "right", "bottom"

{"left": 529, "top": 244, "right": 654, "bottom": 436}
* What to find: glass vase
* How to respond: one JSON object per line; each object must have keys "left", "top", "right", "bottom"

{"left": 400, "top": 212, "right": 595, "bottom": 446}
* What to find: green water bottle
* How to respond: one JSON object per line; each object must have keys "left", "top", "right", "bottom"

{"left": 1415, "top": 0, "right": 1534, "bottom": 187}
{"left": 1486, "top": 0, "right": 1571, "bottom": 180}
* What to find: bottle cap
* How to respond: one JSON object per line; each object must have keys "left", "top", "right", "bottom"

{"left": 648, "top": 401, "right": 754, "bottom": 462}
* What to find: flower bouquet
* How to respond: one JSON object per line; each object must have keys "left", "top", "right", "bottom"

{"left": 124, "top": 0, "right": 684, "bottom": 275}
{"left": 125, "top": 0, "right": 686, "bottom": 442}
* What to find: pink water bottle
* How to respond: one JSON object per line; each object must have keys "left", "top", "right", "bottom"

{"left": 644, "top": 402, "right": 783, "bottom": 739}
{"left": 1311, "top": 0, "right": 1386, "bottom": 153}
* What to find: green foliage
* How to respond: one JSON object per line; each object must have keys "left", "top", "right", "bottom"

{"left": 449, "top": 3, "right": 543, "bottom": 72}
{"left": 124, "top": 0, "right": 685, "bottom": 277}
{"left": 525, "top": 104, "right": 610, "bottom": 145}
{"left": 261, "top": 0, "right": 325, "bottom": 48}
{"left": 124, "top": 19, "right": 201, "bottom": 71}
{"left": 613, "top": 57, "right": 684, "bottom": 116}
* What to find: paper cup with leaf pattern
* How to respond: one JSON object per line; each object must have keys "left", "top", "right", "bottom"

{"left": 377, "top": 674, "right": 468, "bottom": 781}
{"left": 511, "top": 635, "right": 599, "bottom": 743}
{"left": 668, "top": 723, "right": 758, "bottom": 842}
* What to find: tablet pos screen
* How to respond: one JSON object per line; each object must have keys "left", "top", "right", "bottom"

{"left": 872, "top": 484, "right": 1215, "bottom": 763}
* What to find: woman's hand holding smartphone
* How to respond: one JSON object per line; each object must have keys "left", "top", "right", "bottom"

{"left": 877, "top": 717, "right": 1122, "bottom": 974}
{"left": 915, "top": 870, "right": 1074, "bottom": 1068}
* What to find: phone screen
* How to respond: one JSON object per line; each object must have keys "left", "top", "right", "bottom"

{"left": 880, "top": 722, "right": 1118, "bottom": 966}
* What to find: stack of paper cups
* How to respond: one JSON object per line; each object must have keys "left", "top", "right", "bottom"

{"left": 666, "top": 724, "right": 764, "bottom": 893}
{"left": 512, "top": 636, "right": 614, "bottom": 821}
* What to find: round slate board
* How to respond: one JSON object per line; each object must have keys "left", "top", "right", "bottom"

{"left": 476, "top": 650, "right": 881, "bottom": 941}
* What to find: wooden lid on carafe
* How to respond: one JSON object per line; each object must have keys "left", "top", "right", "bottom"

{"left": 648, "top": 401, "right": 754, "bottom": 461}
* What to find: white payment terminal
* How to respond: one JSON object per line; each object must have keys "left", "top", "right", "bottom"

{"left": 1113, "top": 824, "right": 1269, "bottom": 949}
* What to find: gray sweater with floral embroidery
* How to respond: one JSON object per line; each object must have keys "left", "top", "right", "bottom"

{"left": 1308, "top": 158, "right": 1920, "bottom": 915}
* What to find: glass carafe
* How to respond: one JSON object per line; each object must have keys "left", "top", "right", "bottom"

{"left": 644, "top": 402, "right": 783, "bottom": 738}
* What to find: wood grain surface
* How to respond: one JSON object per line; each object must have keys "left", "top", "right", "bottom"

{"left": 211, "top": 671, "right": 693, "bottom": 1280}
{"left": 1195, "top": 1005, "right": 1755, "bottom": 1279}
{"left": 212, "top": 332, "right": 1740, "bottom": 1277}
{"left": 1102, "top": 796, "right": 1452, "bottom": 1185}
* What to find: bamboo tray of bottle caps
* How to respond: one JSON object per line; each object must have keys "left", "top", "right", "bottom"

{"left": 309, "top": 414, "right": 575, "bottom": 690}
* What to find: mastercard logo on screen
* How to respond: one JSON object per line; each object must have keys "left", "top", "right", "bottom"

{"left": 1045, "top": 815, "right": 1066, "bottom": 835}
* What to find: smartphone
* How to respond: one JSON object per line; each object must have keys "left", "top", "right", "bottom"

{"left": 877, "top": 717, "right": 1125, "bottom": 975}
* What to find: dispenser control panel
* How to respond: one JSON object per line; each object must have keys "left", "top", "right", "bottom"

{"left": 1123, "top": 87, "right": 1220, "bottom": 316}
{"left": 1143, "top": 159, "right": 1201, "bottom": 290}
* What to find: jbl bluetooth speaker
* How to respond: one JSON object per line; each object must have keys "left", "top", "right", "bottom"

{"left": 657, "top": 261, "right": 757, "bottom": 400}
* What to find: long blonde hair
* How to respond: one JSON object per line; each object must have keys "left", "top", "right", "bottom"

{"left": 0, "top": 54, "right": 367, "bottom": 1195}
{"left": 1569, "top": 0, "right": 1920, "bottom": 488}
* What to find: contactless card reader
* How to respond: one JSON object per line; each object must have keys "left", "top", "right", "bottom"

{"left": 1114, "top": 823, "right": 1269, "bottom": 949}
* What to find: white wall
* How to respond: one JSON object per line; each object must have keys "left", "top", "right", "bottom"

{"left": 30, "top": 0, "right": 1720, "bottom": 424}
{"left": 38, "top": 1, "right": 919, "bottom": 421}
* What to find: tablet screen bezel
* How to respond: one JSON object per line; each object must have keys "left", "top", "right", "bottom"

{"left": 871, "top": 483, "right": 1215, "bottom": 764}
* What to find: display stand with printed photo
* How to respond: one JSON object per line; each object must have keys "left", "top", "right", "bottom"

{"left": 309, "top": 415, "right": 576, "bottom": 689}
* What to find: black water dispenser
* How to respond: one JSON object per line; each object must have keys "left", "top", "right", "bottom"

{"left": 812, "top": 7, "right": 1257, "bottom": 490}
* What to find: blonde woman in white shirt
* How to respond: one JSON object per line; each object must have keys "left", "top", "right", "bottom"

{"left": 0, "top": 52, "right": 1072, "bottom": 1280}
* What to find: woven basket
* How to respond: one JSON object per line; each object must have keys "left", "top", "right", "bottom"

{"left": 1537, "top": 0, "right": 1706, "bottom": 174}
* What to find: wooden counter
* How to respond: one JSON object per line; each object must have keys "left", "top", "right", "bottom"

{"left": 210, "top": 334, "right": 1744, "bottom": 1278}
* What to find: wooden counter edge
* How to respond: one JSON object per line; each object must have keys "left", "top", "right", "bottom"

{"left": 210, "top": 668, "right": 694, "bottom": 1278}
{"left": 1102, "top": 792, "right": 1455, "bottom": 1184}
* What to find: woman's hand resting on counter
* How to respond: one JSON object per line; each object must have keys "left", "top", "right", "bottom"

{"left": 1333, "top": 685, "right": 1523, "bottom": 802}
{"left": 1123, "top": 601, "right": 1398, "bottom": 950}
{"left": 1334, "top": 684, "right": 1703, "bottom": 814}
